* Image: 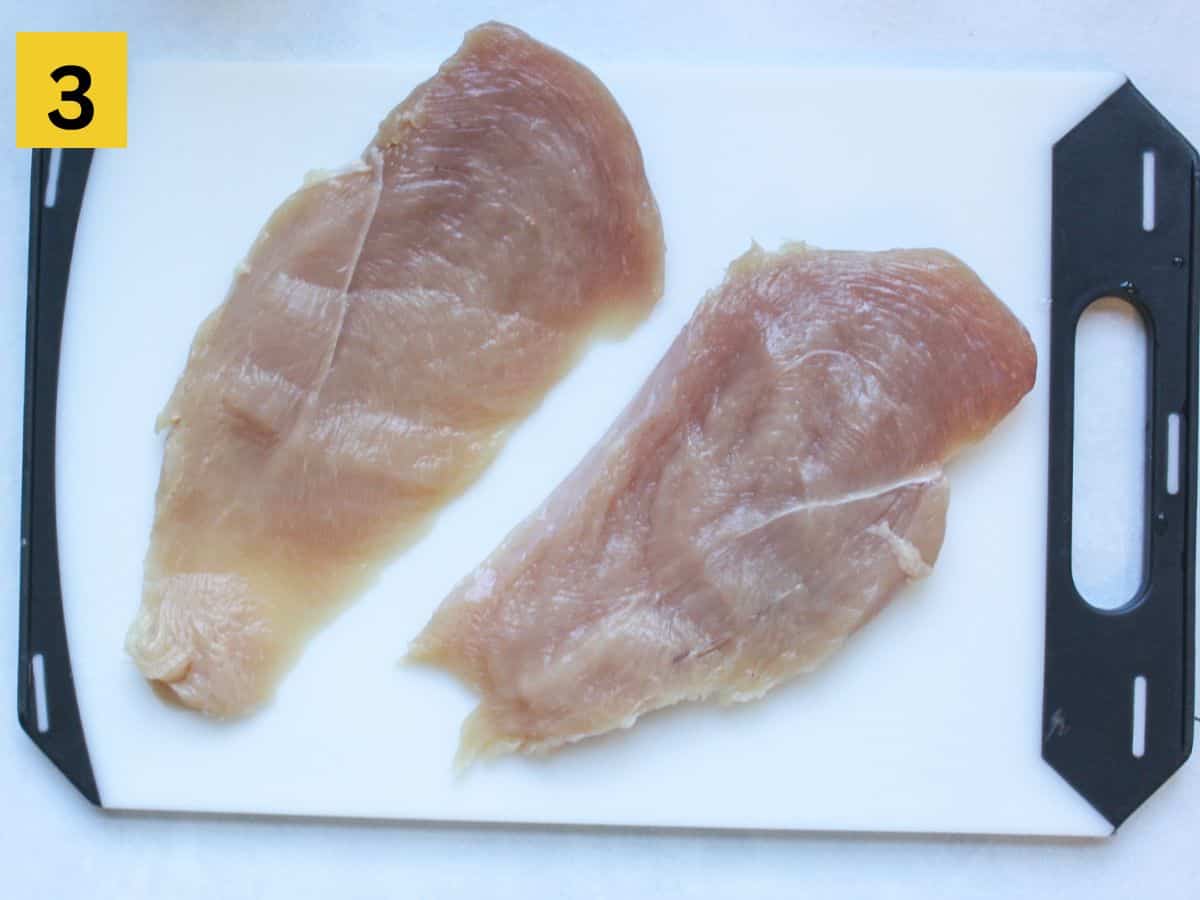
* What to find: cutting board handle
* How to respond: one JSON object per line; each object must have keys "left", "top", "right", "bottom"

{"left": 1044, "top": 81, "right": 1198, "bottom": 829}
{"left": 19, "top": 148, "right": 101, "bottom": 806}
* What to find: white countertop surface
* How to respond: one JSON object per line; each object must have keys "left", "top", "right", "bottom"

{"left": 3, "top": 2, "right": 1198, "bottom": 896}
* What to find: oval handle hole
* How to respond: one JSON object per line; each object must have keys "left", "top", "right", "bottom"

{"left": 1072, "top": 297, "right": 1148, "bottom": 610}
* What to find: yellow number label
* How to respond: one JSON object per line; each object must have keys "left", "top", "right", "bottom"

{"left": 16, "top": 32, "right": 127, "bottom": 148}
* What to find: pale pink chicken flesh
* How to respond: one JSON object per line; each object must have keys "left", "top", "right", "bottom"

{"left": 411, "top": 243, "right": 1037, "bottom": 761}
{"left": 126, "top": 22, "right": 665, "bottom": 715}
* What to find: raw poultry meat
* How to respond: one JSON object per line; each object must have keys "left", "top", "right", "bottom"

{"left": 126, "top": 22, "right": 665, "bottom": 715}
{"left": 411, "top": 243, "right": 1036, "bottom": 761}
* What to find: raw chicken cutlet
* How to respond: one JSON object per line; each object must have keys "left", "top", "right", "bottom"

{"left": 411, "top": 243, "right": 1036, "bottom": 761}
{"left": 127, "top": 22, "right": 665, "bottom": 716}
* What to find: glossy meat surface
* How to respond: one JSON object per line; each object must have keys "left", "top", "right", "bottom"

{"left": 412, "top": 244, "right": 1036, "bottom": 760}
{"left": 127, "top": 23, "right": 664, "bottom": 715}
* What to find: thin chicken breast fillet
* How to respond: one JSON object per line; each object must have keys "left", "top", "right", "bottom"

{"left": 126, "top": 22, "right": 665, "bottom": 716}
{"left": 411, "top": 243, "right": 1036, "bottom": 761}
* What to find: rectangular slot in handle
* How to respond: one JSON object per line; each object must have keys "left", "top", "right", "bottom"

{"left": 1166, "top": 412, "right": 1181, "bottom": 496}
{"left": 1142, "top": 150, "right": 1156, "bottom": 232}
{"left": 43, "top": 148, "right": 62, "bottom": 209}
{"left": 1132, "top": 675, "right": 1148, "bottom": 758}
{"left": 31, "top": 653, "right": 50, "bottom": 733}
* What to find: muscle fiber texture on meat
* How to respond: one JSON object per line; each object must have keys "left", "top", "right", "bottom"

{"left": 127, "top": 22, "right": 665, "bottom": 716}
{"left": 411, "top": 243, "right": 1036, "bottom": 762}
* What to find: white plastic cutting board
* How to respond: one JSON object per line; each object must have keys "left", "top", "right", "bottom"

{"left": 53, "top": 60, "right": 1125, "bottom": 836}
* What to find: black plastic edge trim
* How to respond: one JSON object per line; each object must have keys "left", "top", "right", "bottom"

{"left": 19, "top": 148, "right": 101, "bottom": 806}
{"left": 1044, "top": 81, "right": 1197, "bottom": 829}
